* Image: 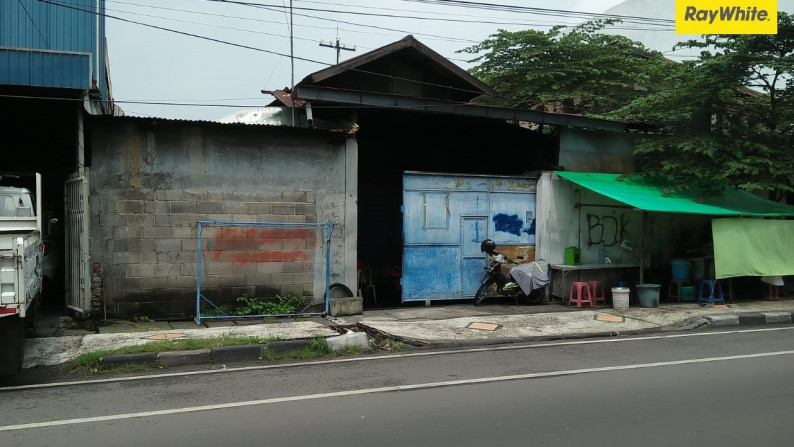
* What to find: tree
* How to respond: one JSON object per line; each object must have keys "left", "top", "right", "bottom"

{"left": 459, "top": 20, "right": 680, "bottom": 115}
{"left": 611, "top": 12, "right": 794, "bottom": 200}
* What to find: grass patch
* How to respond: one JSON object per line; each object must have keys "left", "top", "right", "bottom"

{"left": 66, "top": 335, "right": 275, "bottom": 374}
{"left": 63, "top": 333, "right": 412, "bottom": 376}
{"left": 261, "top": 337, "right": 333, "bottom": 361}
{"left": 260, "top": 337, "right": 383, "bottom": 360}
{"left": 371, "top": 334, "right": 410, "bottom": 352}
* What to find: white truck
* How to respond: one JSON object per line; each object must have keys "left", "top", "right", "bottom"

{"left": 0, "top": 173, "right": 43, "bottom": 375}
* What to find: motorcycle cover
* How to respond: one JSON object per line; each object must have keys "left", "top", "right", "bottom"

{"left": 508, "top": 259, "right": 550, "bottom": 295}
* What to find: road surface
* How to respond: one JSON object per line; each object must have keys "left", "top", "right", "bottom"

{"left": 2, "top": 326, "right": 792, "bottom": 446}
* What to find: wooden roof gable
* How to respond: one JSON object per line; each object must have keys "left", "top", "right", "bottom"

{"left": 297, "top": 35, "right": 495, "bottom": 103}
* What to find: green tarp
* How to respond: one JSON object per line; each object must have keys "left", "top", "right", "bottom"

{"left": 554, "top": 171, "right": 794, "bottom": 217}
{"left": 554, "top": 171, "right": 794, "bottom": 279}
{"left": 713, "top": 218, "right": 794, "bottom": 279}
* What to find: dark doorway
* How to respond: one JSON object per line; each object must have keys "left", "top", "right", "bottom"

{"left": 355, "top": 109, "right": 556, "bottom": 307}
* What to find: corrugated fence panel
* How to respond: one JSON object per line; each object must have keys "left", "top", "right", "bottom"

{"left": 0, "top": 48, "right": 90, "bottom": 89}
{"left": 1, "top": 1, "right": 104, "bottom": 97}
{"left": 402, "top": 245, "right": 461, "bottom": 300}
{"left": 1, "top": 0, "right": 96, "bottom": 51}
{"left": 402, "top": 172, "right": 537, "bottom": 302}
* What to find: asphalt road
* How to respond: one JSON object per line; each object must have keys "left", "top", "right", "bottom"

{"left": 2, "top": 326, "right": 793, "bottom": 446}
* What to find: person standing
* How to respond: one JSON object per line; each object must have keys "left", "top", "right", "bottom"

{"left": 761, "top": 276, "right": 784, "bottom": 301}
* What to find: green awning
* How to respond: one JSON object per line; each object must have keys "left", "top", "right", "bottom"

{"left": 554, "top": 171, "right": 794, "bottom": 217}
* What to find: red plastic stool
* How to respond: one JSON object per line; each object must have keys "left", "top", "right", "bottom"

{"left": 588, "top": 280, "right": 606, "bottom": 305}
{"left": 569, "top": 281, "right": 596, "bottom": 308}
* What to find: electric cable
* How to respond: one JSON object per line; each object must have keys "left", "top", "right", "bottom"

{"left": 33, "top": 0, "right": 788, "bottom": 117}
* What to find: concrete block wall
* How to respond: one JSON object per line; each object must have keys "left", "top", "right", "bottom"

{"left": 89, "top": 118, "right": 353, "bottom": 319}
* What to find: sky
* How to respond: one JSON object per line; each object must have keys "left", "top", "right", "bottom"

{"left": 104, "top": 0, "right": 636, "bottom": 121}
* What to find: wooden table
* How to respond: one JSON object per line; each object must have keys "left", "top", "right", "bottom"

{"left": 550, "top": 263, "right": 641, "bottom": 303}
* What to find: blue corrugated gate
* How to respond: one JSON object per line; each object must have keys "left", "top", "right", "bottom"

{"left": 402, "top": 172, "right": 537, "bottom": 303}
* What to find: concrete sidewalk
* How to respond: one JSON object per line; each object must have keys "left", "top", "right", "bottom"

{"left": 21, "top": 298, "right": 794, "bottom": 369}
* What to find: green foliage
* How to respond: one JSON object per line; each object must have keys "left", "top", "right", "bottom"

{"left": 463, "top": 13, "right": 794, "bottom": 199}
{"left": 371, "top": 334, "right": 409, "bottom": 352}
{"left": 261, "top": 337, "right": 333, "bottom": 361}
{"left": 236, "top": 292, "right": 308, "bottom": 316}
{"left": 66, "top": 335, "right": 277, "bottom": 373}
{"left": 460, "top": 19, "right": 678, "bottom": 115}
{"left": 63, "top": 333, "right": 409, "bottom": 376}
{"left": 201, "top": 303, "right": 233, "bottom": 317}
{"left": 611, "top": 12, "right": 794, "bottom": 198}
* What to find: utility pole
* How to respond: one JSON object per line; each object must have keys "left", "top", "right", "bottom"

{"left": 319, "top": 35, "right": 356, "bottom": 64}
{"left": 289, "top": 0, "right": 295, "bottom": 127}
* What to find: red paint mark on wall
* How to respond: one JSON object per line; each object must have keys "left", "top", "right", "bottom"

{"left": 229, "top": 250, "right": 311, "bottom": 264}
{"left": 209, "top": 227, "right": 317, "bottom": 265}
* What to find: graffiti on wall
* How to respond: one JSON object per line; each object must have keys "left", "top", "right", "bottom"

{"left": 209, "top": 227, "right": 317, "bottom": 264}
{"left": 587, "top": 213, "right": 630, "bottom": 247}
{"left": 493, "top": 213, "right": 536, "bottom": 237}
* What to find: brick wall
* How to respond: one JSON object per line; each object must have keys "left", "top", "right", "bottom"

{"left": 90, "top": 118, "right": 349, "bottom": 319}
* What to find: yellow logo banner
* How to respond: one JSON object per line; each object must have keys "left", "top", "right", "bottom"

{"left": 675, "top": 0, "right": 778, "bottom": 34}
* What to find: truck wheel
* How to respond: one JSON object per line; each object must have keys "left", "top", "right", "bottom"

{"left": 25, "top": 299, "right": 39, "bottom": 334}
{"left": 0, "top": 316, "right": 25, "bottom": 375}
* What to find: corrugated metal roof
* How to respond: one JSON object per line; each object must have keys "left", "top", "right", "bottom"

{"left": 266, "top": 90, "right": 305, "bottom": 108}
{"left": 0, "top": 48, "right": 91, "bottom": 90}
{"left": 90, "top": 113, "right": 344, "bottom": 134}
{"left": 1, "top": 0, "right": 109, "bottom": 102}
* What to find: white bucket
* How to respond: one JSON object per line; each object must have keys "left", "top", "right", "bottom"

{"left": 611, "top": 287, "right": 630, "bottom": 309}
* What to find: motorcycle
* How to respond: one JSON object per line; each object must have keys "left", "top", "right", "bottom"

{"left": 474, "top": 239, "right": 548, "bottom": 306}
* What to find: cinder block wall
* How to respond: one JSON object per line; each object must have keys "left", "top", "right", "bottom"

{"left": 89, "top": 118, "right": 350, "bottom": 319}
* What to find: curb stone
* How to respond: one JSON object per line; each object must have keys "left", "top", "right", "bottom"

{"left": 737, "top": 313, "right": 767, "bottom": 326}
{"left": 762, "top": 311, "right": 793, "bottom": 325}
{"left": 99, "top": 352, "right": 157, "bottom": 367}
{"left": 326, "top": 332, "right": 368, "bottom": 351}
{"left": 96, "top": 340, "right": 331, "bottom": 368}
{"left": 704, "top": 311, "right": 794, "bottom": 328}
{"left": 704, "top": 314, "right": 740, "bottom": 327}
{"left": 212, "top": 344, "right": 263, "bottom": 364}
{"left": 265, "top": 339, "right": 312, "bottom": 354}
{"left": 158, "top": 349, "right": 211, "bottom": 367}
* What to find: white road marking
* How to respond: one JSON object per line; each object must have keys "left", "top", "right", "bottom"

{"left": 3, "top": 325, "right": 794, "bottom": 392}
{"left": 2, "top": 348, "right": 794, "bottom": 432}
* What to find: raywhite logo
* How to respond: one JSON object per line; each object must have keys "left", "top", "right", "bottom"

{"left": 684, "top": 6, "right": 770, "bottom": 24}
{"left": 675, "top": 1, "right": 777, "bottom": 34}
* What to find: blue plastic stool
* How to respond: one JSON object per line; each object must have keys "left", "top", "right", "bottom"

{"left": 698, "top": 280, "right": 724, "bottom": 304}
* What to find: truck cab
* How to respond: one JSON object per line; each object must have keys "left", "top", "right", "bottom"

{"left": 0, "top": 175, "right": 43, "bottom": 375}
{"left": 0, "top": 186, "right": 35, "bottom": 218}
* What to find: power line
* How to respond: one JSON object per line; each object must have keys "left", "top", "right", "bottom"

{"left": 32, "top": 1, "right": 675, "bottom": 117}
{"left": 42, "top": 0, "right": 490, "bottom": 96}
{"left": 205, "top": 0, "right": 676, "bottom": 32}
{"left": 104, "top": 4, "right": 315, "bottom": 43}
{"left": 17, "top": 0, "right": 50, "bottom": 48}
{"left": 39, "top": 0, "right": 326, "bottom": 64}
{"left": 204, "top": 0, "right": 570, "bottom": 28}
{"left": 36, "top": 0, "right": 783, "bottom": 118}
{"left": 399, "top": 0, "right": 676, "bottom": 26}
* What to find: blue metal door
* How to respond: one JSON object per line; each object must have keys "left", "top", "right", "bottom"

{"left": 461, "top": 216, "right": 488, "bottom": 297}
{"left": 402, "top": 172, "right": 536, "bottom": 303}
